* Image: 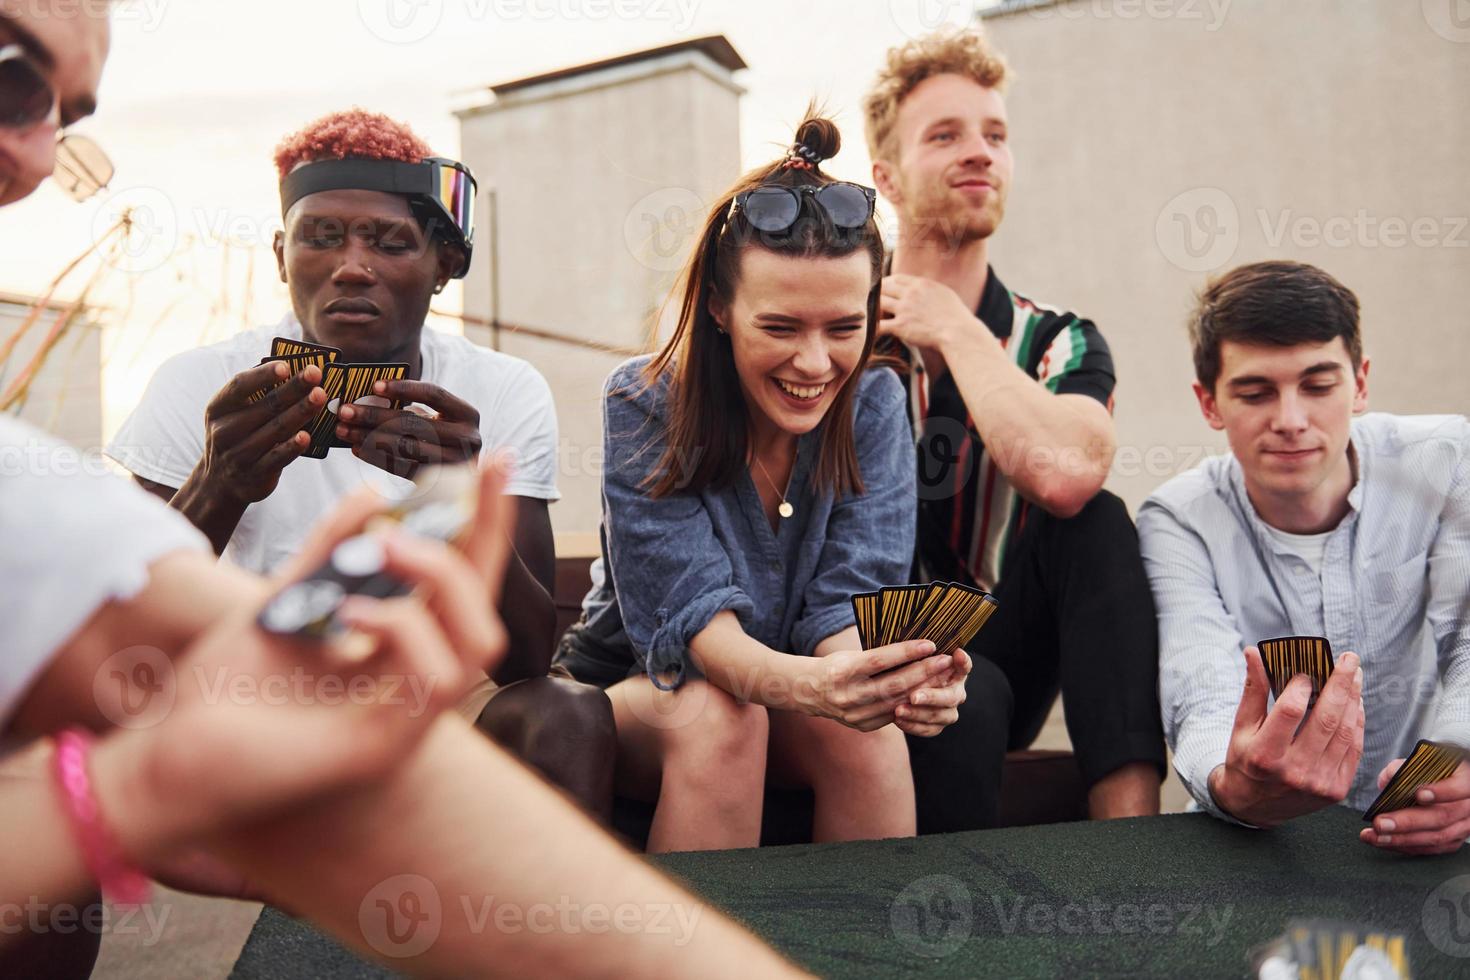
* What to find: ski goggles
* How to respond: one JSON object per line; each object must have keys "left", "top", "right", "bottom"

{"left": 280, "top": 156, "right": 478, "bottom": 278}
{"left": 731, "top": 181, "right": 877, "bottom": 234}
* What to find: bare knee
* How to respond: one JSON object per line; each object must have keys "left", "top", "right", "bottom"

{"left": 657, "top": 683, "right": 768, "bottom": 794}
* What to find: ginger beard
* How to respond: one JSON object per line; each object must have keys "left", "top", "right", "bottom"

{"left": 882, "top": 73, "right": 1012, "bottom": 248}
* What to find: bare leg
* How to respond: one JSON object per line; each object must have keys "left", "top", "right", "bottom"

{"left": 213, "top": 714, "right": 804, "bottom": 978}
{"left": 769, "top": 713, "right": 915, "bottom": 842}
{"left": 607, "top": 678, "right": 767, "bottom": 853}
{"left": 1087, "top": 761, "right": 1161, "bottom": 819}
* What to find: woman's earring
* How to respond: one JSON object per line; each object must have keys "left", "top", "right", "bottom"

{"left": 434, "top": 282, "right": 446, "bottom": 295}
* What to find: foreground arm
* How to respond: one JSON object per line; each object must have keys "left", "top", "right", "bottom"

{"left": 216, "top": 713, "right": 807, "bottom": 977}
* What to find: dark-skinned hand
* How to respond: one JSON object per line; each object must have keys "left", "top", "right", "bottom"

{"left": 335, "top": 379, "right": 482, "bottom": 480}
{"left": 199, "top": 361, "right": 326, "bottom": 504}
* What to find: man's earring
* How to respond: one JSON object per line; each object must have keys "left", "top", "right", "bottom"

{"left": 434, "top": 282, "right": 446, "bottom": 295}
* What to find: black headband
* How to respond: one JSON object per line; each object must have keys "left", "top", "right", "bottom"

{"left": 281, "top": 158, "right": 439, "bottom": 218}
{"left": 279, "top": 156, "right": 478, "bottom": 278}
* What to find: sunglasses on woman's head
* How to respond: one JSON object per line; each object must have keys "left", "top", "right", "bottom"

{"left": 732, "top": 181, "right": 877, "bottom": 234}
{"left": 0, "top": 44, "right": 112, "bottom": 201}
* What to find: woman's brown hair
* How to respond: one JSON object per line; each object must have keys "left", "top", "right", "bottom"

{"left": 636, "top": 109, "right": 887, "bottom": 500}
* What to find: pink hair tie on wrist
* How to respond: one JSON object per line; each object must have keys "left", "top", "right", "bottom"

{"left": 52, "top": 728, "right": 152, "bottom": 905}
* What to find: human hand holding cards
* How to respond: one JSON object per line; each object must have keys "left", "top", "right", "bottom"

{"left": 1206, "top": 641, "right": 1365, "bottom": 828}
{"left": 258, "top": 460, "right": 516, "bottom": 675}
{"left": 334, "top": 377, "right": 484, "bottom": 479}
{"left": 841, "top": 583, "right": 997, "bottom": 737}
{"left": 1360, "top": 740, "right": 1470, "bottom": 855}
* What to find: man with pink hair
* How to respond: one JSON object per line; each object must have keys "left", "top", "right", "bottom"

{"left": 107, "top": 108, "right": 617, "bottom": 819}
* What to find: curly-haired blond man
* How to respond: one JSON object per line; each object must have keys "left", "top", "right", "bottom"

{"left": 863, "top": 27, "right": 1165, "bottom": 830}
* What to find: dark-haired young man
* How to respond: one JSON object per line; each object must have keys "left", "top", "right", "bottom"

{"left": 862, "top": 28, "right": 1166, "bottom": 830}
{"left": 1140, "top": 260, "right": 1470, "bottom": 854}
{"left": 106, "top": 110, "right": 616, "bottom": 818}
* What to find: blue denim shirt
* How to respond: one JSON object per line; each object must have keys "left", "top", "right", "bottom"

{"left": 567, "top": 356, "right": 916, "bottom": 690}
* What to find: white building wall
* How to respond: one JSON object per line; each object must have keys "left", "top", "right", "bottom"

{"left": 458, "top": 51, "right": 743, "bottom": 538}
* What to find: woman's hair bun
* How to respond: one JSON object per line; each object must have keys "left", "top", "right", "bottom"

{"left": 792, "top": 115, "right": 841, "bottom": 165}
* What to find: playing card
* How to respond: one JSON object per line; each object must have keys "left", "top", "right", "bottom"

{"left": 1258, "top": 635, "right": 1335, "bottom": 701}
{"left": 851, "top": 591, "right": 880, "bottom": 650}
{"left": 1274, "top": 919, "right": 1409, "bottom": 980}
{"left": 1363, "top": 739, "right": 1465, "bottom": 821}
{"left": 271, "top": 336, "right": 341, "bottom": 360}
{"left": 303, "top": 362, "right": 409, "bottom": 459}
{"left": 249, "top": 351, "right": 334, "bottom": 404}
{"left": 878, "top": 585, "right": 927, "bottom": 646}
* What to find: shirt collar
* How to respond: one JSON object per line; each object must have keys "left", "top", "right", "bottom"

{"left": 974, "top": 265, "right": 1013, "bottom": 340}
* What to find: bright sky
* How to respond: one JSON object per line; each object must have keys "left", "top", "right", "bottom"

{"left": 0, "top": 0, "right": 997, "bottom": 435}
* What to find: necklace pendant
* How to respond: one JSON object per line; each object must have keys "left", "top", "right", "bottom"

{"left": 778, "top": 500, "right": 794, "bottom": 519}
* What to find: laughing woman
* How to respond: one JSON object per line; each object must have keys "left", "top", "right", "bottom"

{"left": 555, "top": 115, "right": 972, "bottom": 852}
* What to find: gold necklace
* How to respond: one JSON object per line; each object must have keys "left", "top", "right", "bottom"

{"left": 753, "top": 454, "right": 795, "bottom": 519}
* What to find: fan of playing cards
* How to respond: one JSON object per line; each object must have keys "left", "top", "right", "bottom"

{"left": 852, "top": 582, "right": 998, "bottom": 653}
{"left": 256, "top": 336, "right": 409, "bottom": 459}
{"left": 1252, "top": 919, "right": 1410, "bottom": 979}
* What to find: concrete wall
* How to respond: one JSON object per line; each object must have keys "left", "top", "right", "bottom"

{"left": 0, "top": 297, "right": 102, "bottom": 449}
{"left": 982, "top": 0, "right": 1470, "bottom": 512}
{"left": 458, "top": 51, "right": 743, "bottom": 540}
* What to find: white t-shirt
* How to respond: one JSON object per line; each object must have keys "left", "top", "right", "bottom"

{"left": 0, "top": 416, "right": 208, "bottom": 730}
{"left": 107, "top": 314, "right": 560, "bottom": 575}
{"left": 1262, "top": 523, "right": 1330, "bottom": 577}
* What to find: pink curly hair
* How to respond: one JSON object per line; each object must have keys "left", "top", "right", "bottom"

{"left": 273, "top": 108, "right": 433, "bottom": 178}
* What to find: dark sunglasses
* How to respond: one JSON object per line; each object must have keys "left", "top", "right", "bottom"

{"left": 0, "top": 44, "right": 112, "bottom": 201}
{"left": 0, "top": 43, "right": 53, "bottom": 128}
{"left": 732, "top": 181, "right": 877, "bottom": 233}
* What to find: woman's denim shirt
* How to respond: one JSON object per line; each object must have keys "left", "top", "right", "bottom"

{"left": 567, "top": 355, "right": 917, "bottom": 690}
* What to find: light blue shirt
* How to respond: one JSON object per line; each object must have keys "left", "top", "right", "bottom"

{"left": 1138, "top": 413, "right": 1470, "bottom": 821}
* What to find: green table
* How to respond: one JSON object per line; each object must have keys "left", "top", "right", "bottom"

{"left": 231, "top": 808, "right": 1470, "bottom": 978}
